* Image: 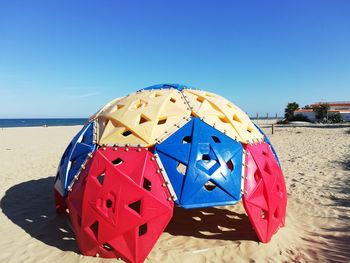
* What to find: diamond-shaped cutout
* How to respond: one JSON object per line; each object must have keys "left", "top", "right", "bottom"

{"left": 212, "top": 136, "right": 221, "bottom": 143}
{"left": 276, "top": 184, "right": 284, "bottom": 198}
{"left": 128, "top": 200, "right": 141, "bottom": 215}
{"left": 177, "top": 162, "right": 187, "bottom": 175}
{"left": 254, "top": 171, "right": 262, "bottom": 183}
{"left": 143, "top": 178, "right": 152, "bottom": 191}
{"left": 226, "top": 159, "right": 234, "bottom": 171}
{"left": 150, "top": 92, "right": 162, "bottom": 98}
{"left": 264, "top": 163, "right": 272, "bottom": 174}
{"left": 157, "top": 118, "right": 167, "bottom": 125}
{"left": 102, "top": 243, "right": 113, "bottom": 251}
{"left": 122, "top": 130, "right": 132, "bottom": 137}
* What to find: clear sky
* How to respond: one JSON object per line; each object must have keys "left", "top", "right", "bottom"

{"left": 0, "top": 0, "right": 349, "bottom": 118}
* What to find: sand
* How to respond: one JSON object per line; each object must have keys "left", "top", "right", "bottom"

{"left": 0, "top": 125, "right": 349, "bottom": 263}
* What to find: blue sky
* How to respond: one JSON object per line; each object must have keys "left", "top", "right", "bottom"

{"left": 0, "top": 1, "right": 349, "bottom": 118}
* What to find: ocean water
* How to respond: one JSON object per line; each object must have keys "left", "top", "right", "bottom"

{"left": 0, "top": 117, "right": 283, "bottom": 128}
{"left": 0, "top": 118, "right": 88, "bottom": 128}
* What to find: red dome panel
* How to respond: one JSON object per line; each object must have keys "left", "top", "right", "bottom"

{"left": 67, "top": 147, "right": 174, "bottom": 263}
{"left": 243, "top": 142, "right": 287, "bottom": 243}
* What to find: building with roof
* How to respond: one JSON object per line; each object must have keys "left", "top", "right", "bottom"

{"left": 293, "top": 101, "right": 350, "bottom": 122}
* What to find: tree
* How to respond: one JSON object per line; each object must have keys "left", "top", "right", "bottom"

{"left": 291, "top": 114, "right": 310, "bottom": 122}
{"left": 284, "top": 102, "right": 299, "bottom": 121}
{"left": 312, "top": 103, "right": 330, "bottom": 122}
{"left": 302, "top": 105, "right": 312, "bottom": 109}
{"left": 328, "top": 112, "right": 343, "bottom": 123}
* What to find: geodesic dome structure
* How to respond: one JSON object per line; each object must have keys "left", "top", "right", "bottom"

{"left": 54, "top": 84, "right": 287, "bottom": 263}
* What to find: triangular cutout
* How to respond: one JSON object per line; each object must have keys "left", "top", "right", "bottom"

{"left": 182, "top": 136, "right": 192, "bottom": 144}
{"left": 89, "top": 221, "right": 99, "bottom": 239}
{"left": 139, "top": 114, "right": 150, "bottom": 125}
{"left": 246, "top": 183, "right": 268, "bottom": 211}
{"left": 97, "top": 172, "right": 105, "bottom": 185}
{"left": 117, "top": 104, "right": 125, "bottom": 110}
{"left": 204, "top": 180, "right": 216, "bottom": 191}
{"left": 139, "top": 223, "right": 147, "bottom": 236}
{"left": 134, "top": 99, "right": 148, "bottom": 109}
{"left": 196, "top": 96, "right": 205, "bottom": 103}
{"left": 219, "top": 115, "right": 230, "bottom": 123}
{"left": 112, "top": 158, "right": 123, "bottom": 166}
{"left": 128, "top": 200, "right": 141, "bottom": 215}
{"left": 233, "top": 114, "right": 242, "bottom": 123}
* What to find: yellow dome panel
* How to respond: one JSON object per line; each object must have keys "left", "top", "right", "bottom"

{"left": 89, "top": 96, "right": 124, "bottom": 121}
{"left": 182, "top": 89, "right": 263, "bottom": 143}
{"left": 96, "top": 89, "right": 191, "bottom": 147}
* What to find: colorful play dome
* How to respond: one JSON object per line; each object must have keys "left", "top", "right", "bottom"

{"left": 54, "top": 84, "right": 287, "bottom": 263}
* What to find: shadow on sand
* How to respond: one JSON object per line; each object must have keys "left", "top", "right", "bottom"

{"left": 332, "top": 148, "right": 350, "bottom": 207}
{"left": 0, "top": 176, "right": 78, "bottom": 252}
{"left": 307, "top": 147, "right": 350, "bottom": 262}
{"left": 165, "top": 206, "right": 257, "bottom": 241}
{"left": 1, "top": 176, "right": 257, "bottom": 253}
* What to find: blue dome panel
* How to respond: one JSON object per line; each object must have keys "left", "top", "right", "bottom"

{"left": 54, "top": 121, "right": 96, "bottom": 196}
{"left": 254, "top": 124, "right": 281, "bottom": 166}
{"left": 155, "top": 118, "right": 243, "bottom": 209}
{"left": 140, "top": 83, "right": 187, "bottom": 91}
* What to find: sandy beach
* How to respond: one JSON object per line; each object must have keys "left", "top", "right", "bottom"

{"left": 0, "top": 124, "right": 349, "bottom": 263}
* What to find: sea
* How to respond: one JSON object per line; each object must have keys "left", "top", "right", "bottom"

{"left": 0, "top": 117, "right": 283, "bottom": 128}
{"left": 0, "top": 118, "right": 88, "bottom": 128}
